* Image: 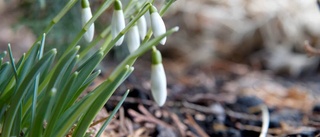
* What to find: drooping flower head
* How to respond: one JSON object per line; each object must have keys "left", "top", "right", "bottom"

{"left": 111, "top": 0, "right": 126, "bottom": 46}
{"left": 127, "top": 23, "right": 140, "bottom": 53}
{"left": 151, "top": 47, "right": 167, "bottom": 106}
{"left": 137, "top": 15, "right": 147, "bottom": 40}
{"left": 150, "top": 6, "right": 166, "bottom": 45}
{"left": 81, "top": 0, "right": 94, "bottom": 42}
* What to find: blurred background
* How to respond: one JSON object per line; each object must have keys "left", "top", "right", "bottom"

{"left": 1, "top": 0, "right": 320, "bottom": 136}
{"left": 2, "top": 0, "right": 320, "bottom": 75}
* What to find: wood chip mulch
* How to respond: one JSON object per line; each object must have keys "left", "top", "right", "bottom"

{"left": 87, "top": 58, "right": 320, "bottom": 137}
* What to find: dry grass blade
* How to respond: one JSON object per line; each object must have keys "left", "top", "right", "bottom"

{"left": 304, "top": 40, "right": 320, "bottom": 56}
{"left": 185, "top": 114, "right": 209, "bottom": 137}
{"left": 169, "top": 112, "right": 187, "bottom": 137}
{"left": 128, "top": 127, "right": 148, "bottom": 137}
{"left": 127, "top": 105, "right": 171, "bottom": 128}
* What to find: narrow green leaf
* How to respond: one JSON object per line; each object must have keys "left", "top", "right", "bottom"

{"left": 58, "top": 55, "right": 79, "bottom": 92}
{"left": 30, "top": 33, "right": 46, "bottom": 135}
{"left": 11, "top": 104, "right": 22, "bottom": 136}
{"left": 44, "top": 46, "right": 79, "bottom": 96}
{"left": 22, "top": 46, "right": 73, "bottom": 115}
{"left": 29, "top": 88, "right": 56, "bottom": 137}
{"left": 78, "top": 27, "right": 111, "bottom": 60}
{"left": 0, "top": 62, "right": 13, "bottom": 94}
{"left": 1, "top": 49, "right": 56, "bottom": 137}
{"left": 54, "top": 66, "right": 130, "bottom": 137}
{"left": 15, "top": 53, "right": 26, "bottom": 71}
{"left": 0, "top": 104, "right": 7, "bottom": 124}
{"left": 43, "top": 71, "right": 79, "bottom": 137}
{"left": 16, "top": 43, "right": 40, "bottom": 87}
{"left": 0, "top": 58, "right": 3, "bottom": 66}
{"left": 63, "top": 51, "right": 104, "bottom": 110}
{"left": 0, "top": 87, "right": 14, "bottom": 109}
{"left": 96, "top": 89, "right": 130, "bottom": 137}
{"left": 7, "top": 44, "right": 18, "bottom": 84}
{"left": 0, "top": 53, "right": 25, "bottom": 102}
{"left": 72, "top": 66, "right": 132, "bottom": 137}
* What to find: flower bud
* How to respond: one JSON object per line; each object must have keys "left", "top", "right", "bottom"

{"left": 137, "top": 15, "right": 147, "bottom": 40}
{"left": 151, "top": 48, "right": 167, "bottom": 106}
{"left": 150, "top": 6, "right": 166, "bottom": 45}
{"left": 112, "top": 0, "right": 125, "bottom": 46}
{"left": 127, "top": 24, "right": 140, "bottom": 53}
{"left": 81, "top": 0, "right": 94, "bottom": 42}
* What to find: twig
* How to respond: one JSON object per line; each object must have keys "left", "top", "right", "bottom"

{"left": 169, "top": 112, "right": 187, "bottom": 137}
{"left": 185, "top": 114, "right": 210, "bottom": 137}
{"left": 128, "top": 127, "right": 148, "bottom": 137}
{"left": 182, "top": 101, "right": 226, "bottom": 116}
{"left": 236, "top": 123, "right": 281, "bottom": 135}
{"left": 128, "top": 105, "right": 172, "bottom": 128}
{"left": 90, "top": 115, "right": 110, "bottom": 128}
{"left": 119, "top": 107, "right": 128, "bottom": 134}
{"left": 304, "top": 40, "right": 320, "bottom": 56}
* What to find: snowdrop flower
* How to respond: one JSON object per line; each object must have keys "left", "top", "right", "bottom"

{"left": 150, "top": 6, "right": 166, "bottom": 45}
{"left": 81, "top": 0, "right": 94, "bottom": 42}
{"left": 137, "top": 15, "right": 147, "bottom": 40}
{"left": 127, "top": 24, "right": 140, "bottom": 53}
{"left": 151, "top": 47, "right": 167, "bottom": 106}
{"left": 111, "top": 0, "right": 125, "bottom": 46}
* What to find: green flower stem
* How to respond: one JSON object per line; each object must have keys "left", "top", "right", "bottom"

{"left": 96, "top": 89, "right": 130, "bottom": 137}
{"left": 76, "top": 0, "right": 149, "bottom": 61}
{"left": 78, "top": 27, "right": 111, "bottom": 60}
{"left": 159, "top": 0, "right": 176, "bottom": 15}
{"left": 66, "top": 0, "right": 114, "bottom": 54}
{"left": 101, "top": 3, "right": 152, "bottom": 54}
{"left": 123, "top": 0, "right": 134, "bottom": 12}
{"left": 109, "top": 26, "right": 178, "bottom": 81}
{"left": 141, "top": 0, "right": 176, "bottom": 43}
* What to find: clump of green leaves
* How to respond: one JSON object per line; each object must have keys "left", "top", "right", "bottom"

{"left": 0, "top": 0, "right": 177, "bottom": 136}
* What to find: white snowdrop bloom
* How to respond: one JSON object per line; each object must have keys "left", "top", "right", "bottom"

{"left": 127, "top": 25, "right": 140, "bottom": 53}
{"left": 81, "top": 0, "right": 94, "bottom": 42}
{"left": 150, "top": 6, "right": 166, "bottom": 45}
{"left": 151, "top": 48, "right": 167, "bottom": 106}
{"left": 111, "top": 0, "right": 125, "bottom": 46}
{"left": 137, "top": 15, "right": 147, "bottom": 40}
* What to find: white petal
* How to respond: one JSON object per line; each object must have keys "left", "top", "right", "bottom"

{"left": 137, "top": 15, "right": 147, "bottom": 40}
{"left": 82, "top": 7, "right": 95, "bottom": 42}
{"left": 127, "top": 25, "right": 140, "bottom": 53}
{"left": 112, "top": 10, "right": 126, "bottom": 46}
{"left": 151, "top": 64, "right": 167, "bottom": 106}
{"left": 151, "top": 12, "right": 166, "bottom": 45}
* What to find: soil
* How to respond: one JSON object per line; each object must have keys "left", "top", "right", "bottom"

{"left": 89, "top": 57, "right": 320, "bottom": 137}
